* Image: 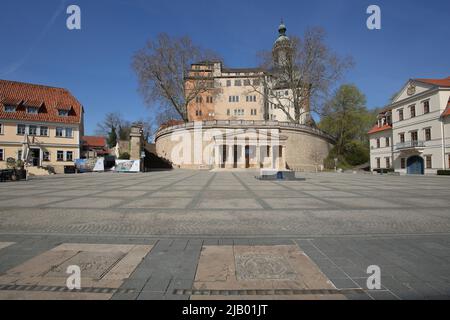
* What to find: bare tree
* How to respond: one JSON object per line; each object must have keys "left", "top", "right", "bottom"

{"left": 133, "top": 33, "right": 220, "bottom": 122}
{"left": 95, "top": 112, "right": 127, "bottom": 137}
{"left": 96, "top": 112, "right": 154, "bottom": 142}
{"left": 250, "top": 27, "right": 353, "bottom": 125}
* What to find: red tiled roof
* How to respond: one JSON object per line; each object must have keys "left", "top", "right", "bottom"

{"left": 368, "top": 124, "right": 392, "bottom": 135}
{"left": 441, "top": 99, "right": 450, "bottom": 118}
{"left": 81, "top": 136, "right": 107, "bottom": 148}
{"left": 414, "top": 76, "right": 450, "bottom": 87}
{"left": 0, "top": 79, "right": 83, "bottom": 124}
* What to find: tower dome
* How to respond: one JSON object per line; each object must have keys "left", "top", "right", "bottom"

{"left": 272, "top": 20, "right": 292, "bottom": 67}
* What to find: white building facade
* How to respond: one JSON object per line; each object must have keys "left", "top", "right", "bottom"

{"left": 369, "top": 76, "right": 450, "bottom": 174}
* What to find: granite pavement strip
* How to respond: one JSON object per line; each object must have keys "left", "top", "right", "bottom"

{"left": 0, "top": 170, "right": 449, "bottom": 300}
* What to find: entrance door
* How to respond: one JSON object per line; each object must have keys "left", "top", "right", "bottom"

{"left": 245, "top": 145, "right": 250, "bottom": 168}
{"left": 221, "top": 145, "right": 226, "bottom": 169}
{"left": 30, "top": 149, "right": 40, "bottom": 167}
{"left": 233, "top": 145, "right": 238, "bottom": 168}
{"left": 407, "top": 156, "right": 424, "bottom": 175}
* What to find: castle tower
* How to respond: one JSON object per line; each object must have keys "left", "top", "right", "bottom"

{"left": 272, "top": 21, "right": 292, "bottom": 67}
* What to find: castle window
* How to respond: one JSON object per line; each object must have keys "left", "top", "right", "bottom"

{"left": 409, "top": 105, "right": 416, "bottom": 118}
{"left": 426, "top": 155, "right": 432, "bottom": 169}
{"left": 28, "top": 125, "right": 37, "bottom": 136}
{"left": 40, "top": 126, "right": 48, "bottom": 136}
{"left": 27, "top": 107, "right": 39, "bottom": 114}
{"left": 226, "top": 80, "right": 231, "bottom": 87}
{"left": 234, "top": 80, "right": 242, "bottom": 86}
{"left": 398, "top": 109, "right": 404, "bottom": 121}
{"left": 244, "top": 79, "right": 251, "bottom": 86}
{"left": 253, "top": 79, "right": 260, "bottom": 86}
{"left": 423, "top": 100, "right": 430, "bottom": 114}
{"left": 58, "top": 109, "right": 69, "bottom": 116}
{"left": 425, "top": 128, "right": 431, "bottom": 141}
{"left": 17, "top": 124, "right": 26, "bottom": 135}
{"left": 56, "top": 127, "right": 64, "bottom": 137}
{"left": 65, "top": 128, "right": 73, "bottom": 138}
{"left": 5, "top": 105, "right": 16, "bottom": 112}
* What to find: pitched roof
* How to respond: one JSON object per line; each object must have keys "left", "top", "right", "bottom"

{"left": 0, "top": 79, "right": 83, "bottom": 124}
{"left": 81, "top": 136, "right": 107, "bottom": 148}
{"left": 441, "top": 99, "right": 450, "bottom": 118}
{"left": 414, "top": 76, "right": 450, "bottom": 87}
{"left": 368, "top": 124, "right": 392, "bottom": 135}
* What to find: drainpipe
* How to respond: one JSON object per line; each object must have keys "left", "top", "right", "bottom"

{"left": 442, "top": 119, "right": 446, "bottom": 169}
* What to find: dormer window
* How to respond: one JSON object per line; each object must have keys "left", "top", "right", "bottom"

{"left": 58, "top": 109, "right": 69, "bottom": 117}
{"left": 26, "top": 106, "right": 39, "bottom": 114}
{"left": 4, "top": 105, "right": 16, "bottom": 112}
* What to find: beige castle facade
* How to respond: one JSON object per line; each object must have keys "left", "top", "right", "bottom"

{"left": 156, "top": 23, "right": 333, "bottom": 171}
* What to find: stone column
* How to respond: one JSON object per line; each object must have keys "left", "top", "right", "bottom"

{"left": 214, "top": 145, "right": 220, "bottom": 167}
{"left": 129, "top": 123, "right": 143, "bottom": 172}
{"left": 130, "top": 124, "right": 143, "bottom": 160}
{"left": 241, "top": 143, "right": 246, "bottom": 168}
{"left": 280, "top": 145, "right": 286, "bottom": 169}
{"left": 227, "top": 144, "right": 234, "bottom": 168}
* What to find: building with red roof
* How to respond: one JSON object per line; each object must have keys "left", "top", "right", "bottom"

{"left": 369, "top": 76, "right": 450, "bottom": 174}
{"left": 81, "top": 136, "right": 108, "bottom": 159}
{"left": 0, "top": 79, "right": 84, "bottom": 174}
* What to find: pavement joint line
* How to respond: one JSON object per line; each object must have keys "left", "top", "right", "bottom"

{"left": 271, "top": 180, "right": 356, "bottom": 209}
{"left": 185, "top": 173, "right": 217, "bottom": 209}
{"left": 4, "top": 205, "right": 449, "bottom": 211}
{"left": 115, "top": 171, "right": 202, "bottom": 208}
{"left": 2, "top": 232, "right": 450, "bottom": 240}
{"left": 231, "top": 173, "right": 272, "bottom": 210}
{"left": 173, "top": 288, "right": 365, "bottom": 296}
{"left": 35, "top": 170, "right": 192, "bottom": 208}
{"left": 306, "top": 240, "right": 364, "bottom": 292}
{"left": 305, "top": 180, "right": 438, "bottom": 210}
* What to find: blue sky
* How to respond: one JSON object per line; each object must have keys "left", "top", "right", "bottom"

{"left": 1, "top": 0, "right": 449, "bottom": 135}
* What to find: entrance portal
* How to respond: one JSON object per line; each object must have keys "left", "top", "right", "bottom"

{"left": 245, "top": 145, "right": 250, "bottom": 168}
{"left": 407, "top": 156, "right": 424, "bottom": 175}
{"left": 30, "top": 149, "right": 40, "bottom": 167}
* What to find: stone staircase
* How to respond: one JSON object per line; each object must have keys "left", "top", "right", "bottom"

{"left": 27, "top": 166, "right": 53, "bottom": 176}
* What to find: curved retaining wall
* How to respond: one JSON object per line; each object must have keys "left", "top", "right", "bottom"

{"left": 155, "top": 120, "right": 335, "bottom": 171}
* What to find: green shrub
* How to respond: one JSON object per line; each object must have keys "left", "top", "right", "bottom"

{"left": 437, "top": 170, "right": 450, "bottom": 176}
{"left": 373, "top": 168, "right": 395, "bottom": 174}
{"left": 119, "top": 152, "right": 130, "bottom": 160}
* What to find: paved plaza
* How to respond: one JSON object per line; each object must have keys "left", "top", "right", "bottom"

{"left": 0, "top": 170, "right": 449, "bottom": 299}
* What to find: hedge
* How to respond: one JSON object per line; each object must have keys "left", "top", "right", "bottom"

{"left": 437, "top": 170, "right": 450, "bottom": 176}
{"left": 373, "top": 168, "right": 395, "bottom": 174}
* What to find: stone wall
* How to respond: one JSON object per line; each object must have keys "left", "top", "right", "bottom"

{"left": 155, "top": 121, "right": 334, "bottom": 171}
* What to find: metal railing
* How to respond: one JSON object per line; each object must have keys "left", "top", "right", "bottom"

{"left": 155, "top": 120, "right": 336, "bottom": 142}
{"left": 395, "top": 140, "right": 425, "bottom": 150}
